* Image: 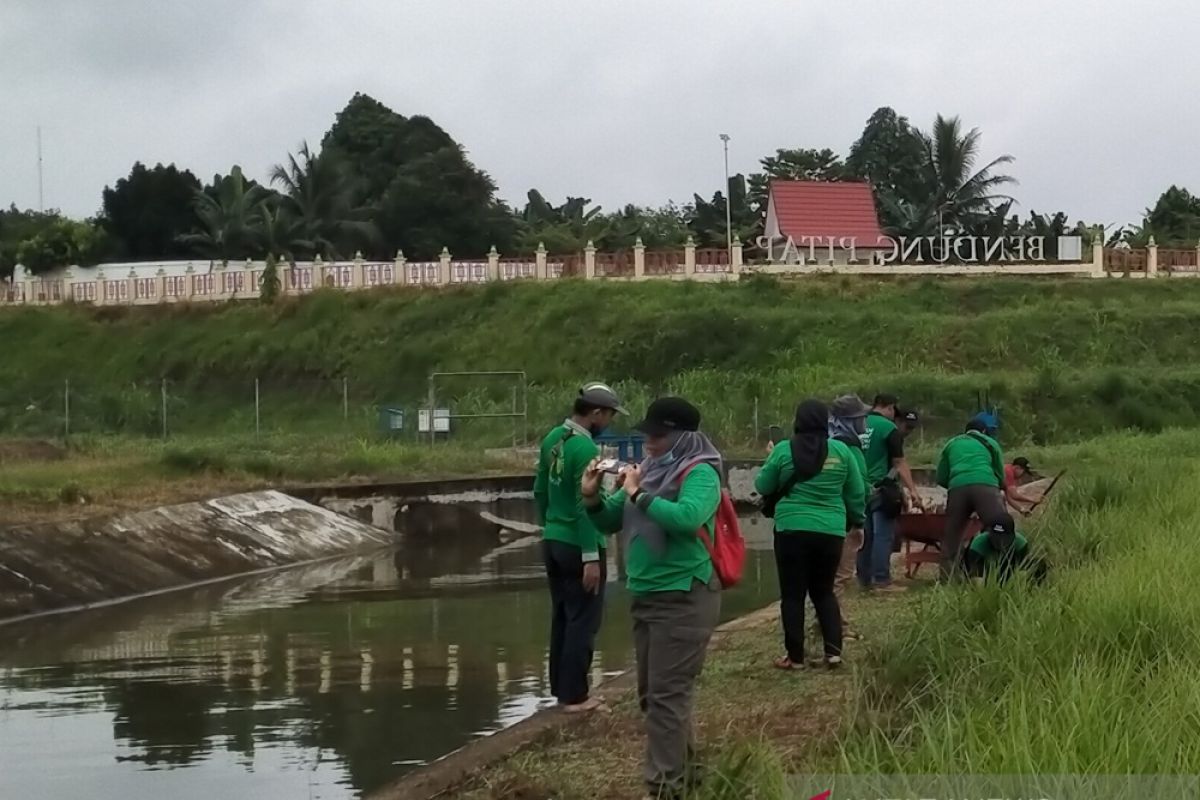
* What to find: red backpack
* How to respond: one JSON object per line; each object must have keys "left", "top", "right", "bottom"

{"left": 683, "top": 464, "right": 746, "bottom": 589}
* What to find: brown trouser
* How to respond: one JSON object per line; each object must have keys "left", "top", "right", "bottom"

{"left": 940, "top": 484, "right": 1006, "bottom": 579}
{"left": 835, "top": 526, "right": 863, "bottom": 624}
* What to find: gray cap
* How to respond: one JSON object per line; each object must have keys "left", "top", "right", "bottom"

{"left": 579, "top": 382, "right": 627, "bottom": 415}
{"left": 830, "top": 394, "right": 870, "bottom": 419}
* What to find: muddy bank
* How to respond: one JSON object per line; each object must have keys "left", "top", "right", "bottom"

{"left": 0, "top": 490, "right": 391, "bottom": 621}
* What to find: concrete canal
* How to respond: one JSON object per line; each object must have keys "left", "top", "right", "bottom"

{"left": 0, "top": 499, "right": 781, "bottom": 799}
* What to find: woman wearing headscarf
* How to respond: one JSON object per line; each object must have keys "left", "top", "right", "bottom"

{"left": 581, "top": 396, "right": 722, "bottom": 800}
{"left": 756, "top": 399, "right": 866, "bottom": 670}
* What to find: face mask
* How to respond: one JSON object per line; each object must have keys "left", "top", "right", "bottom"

{"left": 589, "top": 422, "right": 608, "bottom": 437}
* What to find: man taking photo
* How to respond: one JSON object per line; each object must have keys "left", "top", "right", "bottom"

{"left": 533, "top": 382, "right": 625, "bottom": 713}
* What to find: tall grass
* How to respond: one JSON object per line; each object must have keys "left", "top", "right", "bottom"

{"left": 836, "top": 429, "right": 1200, "bottom": 775}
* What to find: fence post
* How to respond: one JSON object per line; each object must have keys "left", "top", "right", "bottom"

{"left": 684, "top": 235, "right": 697, "bottom": 277}
{"left": 342, "top": 377, "right": 349, "bottom": 422}
{"left": 1147, "top": 236, "right": 1159, "bottom": 278}
{"left": 633, "top": 237, "right": 646, "bottom": 281}
{"left": 96, "top": 269, "right": 107, "bottom": 306}
{"left": 536, "top": 242, "right": 548, "bottom": 281}
{"left": 63, "top": 266, "right": 75, "bottom": 303}
{"left": 352, "top": 251, "right": 364, "bottom": 291}
{"left": 127, "top": 268, "right": 137, "bottom": 304}
{"left": 439, "top": 247, "right": 452, "bottom": 285}
{"left": 64, "top": 379, "right": 70, "bottom": 439}
{"left": 255, "top": 378, "right": 261, "bottom": 438}
{"left": 487, "top": 246, "right": 501, "bottom": 282}
{"left": 1091, "top": 228, "right": 1105, "bottom": 278}
{"left": 394, "top": 250, "right": 406, "bottom": 286}
{"left": 157, "top": 268, "right": 168, "bottom": 303}
{"left": 161, "top": 379, "right": 168, "bottom": 440}
{"left": 731, "top": 237, "right": 744, "bottom": 278}
{"left": 584, "top": 240, "right": 597, "bottom": 280}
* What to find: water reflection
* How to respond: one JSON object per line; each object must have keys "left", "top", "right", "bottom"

{"left": 0, "top": 506, "right": 778, "bottom": 799}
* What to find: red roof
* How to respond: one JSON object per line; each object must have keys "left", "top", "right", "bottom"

{"left": 767, "top": 180, "right": 886, "bottom": 245}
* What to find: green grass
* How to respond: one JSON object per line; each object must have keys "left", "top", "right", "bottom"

{"left": 8, "top": 277, "right": 1200, "bottom": 446}
{"left": 0, "top": 434, "right": 528, "bottom": 522}
{"left": 452, "top": 427, "right": 1200, "bottom": 797}
{"left": 834, "top": 428, "right": 1200, "bottom": 776}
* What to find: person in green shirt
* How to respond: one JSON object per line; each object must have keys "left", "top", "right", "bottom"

{"left": 533, "top": 382, "right": 625, "bottom": 713}
{"left": 962, "top": 513, "right": 1046, "bottom": 584}
{"left": 827, "top": 394, "right": 871, "bottom": 637}
{"left": 935, "top": 417, "right": 1007, "bottom": 579}
{"left": 582, "top": 396, "right": 722, "bottom": 799}
{"left": 756, "top": 399, "right": 866, "bottom": 670}
{"left": 858, "top": 394, "right": 926, "bottom": 591}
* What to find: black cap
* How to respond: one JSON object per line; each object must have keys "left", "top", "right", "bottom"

{"left": 635, "top": 396, "right": 701, "bottom": 436}
{"left": 1013, "top": 456, "right": 1032, "bottom": 471}
{"left": 988, "top": 515, "right": 1016, "bottom": 536}
{"left": 900, "top": 408, "right": 920, "bottom": 423}
{"left": 578, "top": 382, "right": 627, "bottom": 415}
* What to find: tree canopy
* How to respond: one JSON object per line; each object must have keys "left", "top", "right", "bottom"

{"left": 100, "top": 163, "right": 201, "bottom": 260}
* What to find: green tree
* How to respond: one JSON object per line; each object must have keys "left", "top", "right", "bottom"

{"left": 322, "top": 93, "right": 516, "bottom": 258}
{"left": 13, "top": 217, "right": 113, "bottom": 274}
{"left": 259, "top": 253, "right": 281, "bottom": 304}
{"left": 910, "top": 114, "right": 1016, "bottom": 236}
{"left": 270, "top": 142, "right": 376, "bottom": 258}
{"left": 100, "top": 162, "right": 202, "bottom": 259}
{"left": 515, "top": 191, "right": 612, "bottom": 252}
{"left": 748, "top": 148, "right": 847, "bottom": 216}
{"left": 1137, "top": 186, "right": 1200, "bottom": 247}
{"left": 690, "top": 174, "right": 757, "bottom": 247}
{"left": 0, "top": 206, "right": 63, "bottom": 277}
{"left": 845, "top": 107, "right": 927, "bottom": 232}
{"left": 178, "top": 166, "right": 269, "bottom": 264}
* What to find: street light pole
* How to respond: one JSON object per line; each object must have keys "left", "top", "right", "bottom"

{"left": 719, "top": 134, "right": 732, "bottom": 265}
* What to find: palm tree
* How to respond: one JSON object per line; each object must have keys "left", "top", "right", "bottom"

{"left": 178, "top": 166, "right": 269, "bottom": 265}
{"left": 915, "top": 115, "right": 1016, "bottom": 234}
{"left": 270, "top": 143, "right": 378, "bottom": 258}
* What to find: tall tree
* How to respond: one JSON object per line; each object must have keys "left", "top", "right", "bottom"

{"left": 321, "top": 93, "right": 516, "bottom": 258}
{"left": 845, "top": 107, "right": 927, "bottom": 232}
{"left": 690, "top": 174, "right": 757, "bottom": 247}
{"left": 914, "top": 115, "right": 1016, "bottom": 234}
{"left": 748, "top": 148, "right": 847, "bottom": 217}
{"left": 100, "top": 163, "right": 202, "bottom": 259}
{"left": 0, "top": 206, "right": 62, "bottom": 277}
{"left": 1140, "top": 186, "right": 1200, "bottom": 246}
{"left": 270, "top": 142, "right": 376, "bottom": 258}
{"left": 178, "top": 166, "right": 269, "bottom": 264}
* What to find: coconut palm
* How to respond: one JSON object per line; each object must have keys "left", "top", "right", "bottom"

{"left": 914, "top": 115, "right": 1016, "bottom": 234}
{"left": 177, "top": 166, "right": 269, "bottom": 264}
{"left": 270, "top": 142, "right": 379, "bottom": 258}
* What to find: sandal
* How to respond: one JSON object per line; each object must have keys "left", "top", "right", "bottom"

{"left": 773, "top": 656, "right": 805, "bottom": 671}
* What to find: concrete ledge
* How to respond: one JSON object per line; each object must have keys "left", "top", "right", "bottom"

{"left": 369, "top": 603, "right": 781, "bottom": 800}
{"left": 0, "top": 490, "right": 392, "bottom": 622}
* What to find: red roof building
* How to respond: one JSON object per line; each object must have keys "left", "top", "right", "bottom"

{"left": 763, "top": 180, "right": 888, "bottom": 264}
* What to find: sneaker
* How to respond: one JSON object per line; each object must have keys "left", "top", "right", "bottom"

{"left": 773, "top": 656, "right": 806, "bottom": 671}
{"left": 825, "top": 655, "right": 844, "bottom": 670}
{"left": 873, "top": 582, "right": 907, "bottom": 595}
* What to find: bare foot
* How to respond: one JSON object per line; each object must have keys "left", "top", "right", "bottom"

{"left": 562, "top": 698, "right": 611, "bottom": 714}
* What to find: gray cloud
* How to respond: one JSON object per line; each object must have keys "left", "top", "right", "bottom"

{"left": 1, "top": 0, "right": 1194, "bottom": 233}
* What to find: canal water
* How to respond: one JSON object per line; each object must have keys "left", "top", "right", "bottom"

{"left": 0, "top": 502, "right": 780, "bottom": 800}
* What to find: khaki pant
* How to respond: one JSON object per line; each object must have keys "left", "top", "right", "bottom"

{"left": 835, "top": 527, "right": 864, "bottom": 625}
{"left": 632, "top": 577, "right": 721, "bottom": 797}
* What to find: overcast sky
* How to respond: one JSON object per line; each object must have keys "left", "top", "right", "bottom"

{"left": 2, "top": 0, "right": 1193, "bottom": 233}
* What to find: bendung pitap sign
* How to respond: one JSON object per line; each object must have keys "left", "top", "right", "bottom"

{"left": 756, "top": 234, "right": 1084, "bottom": 264}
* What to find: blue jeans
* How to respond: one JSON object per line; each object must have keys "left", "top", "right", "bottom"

{"left": 857, "top": 505, "right": 896, "bottom": 586}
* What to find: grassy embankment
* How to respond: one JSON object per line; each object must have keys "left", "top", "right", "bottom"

{"left": 450, "top": 428, "right": 1200, "bottom": 799}
{"left": 4, "top": 275, "right": 1200, "bottom": 519}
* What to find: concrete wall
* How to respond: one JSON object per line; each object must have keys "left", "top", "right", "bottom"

{"left": 0, "top": 490, "right": 392, "bottom": 622}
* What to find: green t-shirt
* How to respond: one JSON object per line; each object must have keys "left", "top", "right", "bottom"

{"left": 968, "top": 530, "right": 1029, "bottom": 559}
{"left": 754, "top": 438, "right": 866, "bottom": 536}
{"left": 533, "top": 421, "right": 603, "bottom": 558}
{"left": 936, "top": 431, "right": 1005, "bottom": 490}
{"left": 861, "top": 412, "right": 901, "bottom": 485}
{"left": 588, "top": 464, "right": 718, "bottom": 594}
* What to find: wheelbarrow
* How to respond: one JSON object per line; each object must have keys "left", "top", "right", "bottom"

{"left": 896, "top": 512, "right": 982, "bottom": 579}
